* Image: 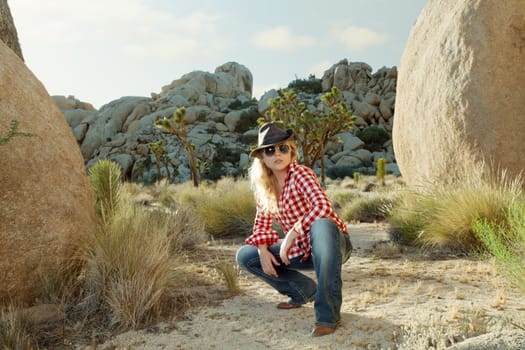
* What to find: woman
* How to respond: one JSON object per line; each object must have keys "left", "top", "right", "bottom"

{"left": 236, "top": 122, "right": 353, "bottom": 337}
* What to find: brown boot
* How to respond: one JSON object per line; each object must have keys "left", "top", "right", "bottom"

{"left": 311, "top": 325, "right": 337, "bottom": 337}
{"left": 276, "top": 302, "right": 301, "bottom": 309}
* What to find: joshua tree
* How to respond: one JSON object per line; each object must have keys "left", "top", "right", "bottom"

{"left": 263, "top": 87, "right": 355, "bottom": 184}
{"left": 0, "top": 0, "right": 24, "bottom": 61}
{"left": 155, "top": 107, "right": 199, "bottom": 187}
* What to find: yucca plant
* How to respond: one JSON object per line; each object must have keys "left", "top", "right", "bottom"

{"left": 88, "top": 159, "right": 122, "bottom": 224}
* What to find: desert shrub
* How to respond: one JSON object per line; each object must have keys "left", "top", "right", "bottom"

{"left": 123, "top": 181, "right": 207, "bottom": 251}
{"left": 329, "top": 191, "right": 360, "bottom": 210}
{"left": 236, "top": 108, "right": 260, "bottom": 133}
{"left": 341, "top": 194, "right": 395, "bottom": 223}
{"left": 82, "top": 171, "right": 206, "bottom": 330}
{"left": 388, "top": 173, "right": 521, "bottom": 251}
{"left": 326, "top": 165, "right": 374, "bottom": 179}
{"left": 190, "top": 178, "right": 256, "bottom": 237}
{"left": 326, "top": 174, "right": 402, "bottom": 222}
{"left": 238, "top": 132, "right": 258, "bottom": 145}
{"left": 474, "top": 200, "right": 525, "bottom": 292}
{"left": 355, "top": 126, "right": 390, "bottom": 145}
{"left": 386, "top": 190, "right": 430, "bottom": 245}
{"left": 227, "top": 98, "right": 257, "bottom": 111}
{"left": 82, "top": 205, "right": 180, "bottom": 329}
{"left": 287, "top": 75, "right": 322, "bottom": 94}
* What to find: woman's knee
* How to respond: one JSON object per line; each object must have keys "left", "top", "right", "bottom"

{"left": 311, "top": 218, "right": 339, "bottom": 240}
{"left": 236, "top": 244, "right": 258, "bottom": 269}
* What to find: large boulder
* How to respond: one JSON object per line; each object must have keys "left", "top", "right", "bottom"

{"left": 393, "top": 0, "right": 525, "bottom": 187}
{"left": 0, "top": 41, "right": 95, "bottom": 304}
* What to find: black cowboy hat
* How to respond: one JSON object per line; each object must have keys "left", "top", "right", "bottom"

{"left": 249, "top": 122, "right": 293, "bottom": 158}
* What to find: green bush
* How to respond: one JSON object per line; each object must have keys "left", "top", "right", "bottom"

{"left": 326, "top": 166, "right": 374, "bottom": 179}
{"left": 236, "top": 108, "right": 260, "bottom": 133}
{"left": 474, "top": 200, "right": 525, "bottom": 292}
{"left": 355, "top": 126, "right": 390, "bottom": 151}
{"left": 227, "top": 98, "right": 257, "bottom": 111}
{"left": 287, "top": 75, "right": 322, "bottom": 94}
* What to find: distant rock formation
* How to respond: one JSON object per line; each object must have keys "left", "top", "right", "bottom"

{"left": 55, "top": 60, "right": 399, "bottom": 184}
{"left": 393, "top": 0, "right": 525, "bottom": 187}
{"left": 0, "top": 41, "right": 95, "bottom": 304}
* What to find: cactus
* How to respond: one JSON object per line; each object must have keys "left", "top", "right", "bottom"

{"left": 376, "top": 158, "right": 386, "bottom": 186}
{"left": 155, "top": 107, "right": 199, "bottom": 187}
{"left": 262, "top": 87, "right": 356, "bottom": 185}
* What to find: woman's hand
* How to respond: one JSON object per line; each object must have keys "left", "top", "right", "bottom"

{"left": 258, "top": 245, "right": 280, "bottom": 277}
{"left": 280, "top": 230, "right": 299, "bottom": 265}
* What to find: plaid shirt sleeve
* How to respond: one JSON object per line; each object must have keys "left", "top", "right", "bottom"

{"left": 245, "top": 206, "right": 280, "bottom": 247}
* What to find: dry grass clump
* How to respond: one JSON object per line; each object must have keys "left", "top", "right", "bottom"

{"left": 216, "top": 261, "right": 241, "bottom": 297}
{"left": 327, "top": 174, "right": 402, "bottom": 223}
{"left": 397, "top": 308, "right": 492, "bottom": 350}
{"left": 387, "top": 171, "right": 522, "bottom": 251}
{"left": 192, "top": 178, "right": 256, "bottom": 237}
{"left": 386, "top": 165, "right": 525, "bottom": 302}
{"left": 0, "top": 304, "right": 34, "bottom": 350}
{"left": 80, "top": 162, "right": 211, "bottom": 331}
{"left": 138, "top": 177, "right": 256, "bottom": 238}
{"left": 82, "top": 207, "right": 180, "bottom": 330}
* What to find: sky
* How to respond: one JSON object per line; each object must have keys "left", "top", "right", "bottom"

{"left": 10, "top": 0, "right": 428, "bottom": 109}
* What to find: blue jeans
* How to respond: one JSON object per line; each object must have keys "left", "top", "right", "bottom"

{"left": 236, "top": 218, "right": 353, "bottom": 327}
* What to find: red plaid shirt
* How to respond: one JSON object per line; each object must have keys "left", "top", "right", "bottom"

{"left": 246, "top": 161, "right": 348, "bottom": 260}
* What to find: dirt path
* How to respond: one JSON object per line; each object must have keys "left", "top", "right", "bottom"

{"left": 88, "top": 223, "right": 525, "bottom": 349}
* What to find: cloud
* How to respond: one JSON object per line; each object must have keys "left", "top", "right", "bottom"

{"left": 250, "top": 26, "right": 315, "bottom": 52}
{"left": 334, "top": 25, "right": 387, "bottom": 51}
{"left": 11, "top": 0, "right": 229, "bottom": 62}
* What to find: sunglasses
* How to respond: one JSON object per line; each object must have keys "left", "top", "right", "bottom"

{"left": 263, "top": 144, "right": 290, "bottom": 156}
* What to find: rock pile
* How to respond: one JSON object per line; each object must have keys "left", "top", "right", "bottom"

{"left": 56, "top": 59, "right": 399, "bottom": 184}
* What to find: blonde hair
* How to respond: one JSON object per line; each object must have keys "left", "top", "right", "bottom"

{"left": 249, "top": 142, "right": 298, "bottom": 214}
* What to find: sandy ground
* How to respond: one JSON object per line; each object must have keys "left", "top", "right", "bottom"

{"left": 87, "top": 223, "right": 525, "bottom": 350}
